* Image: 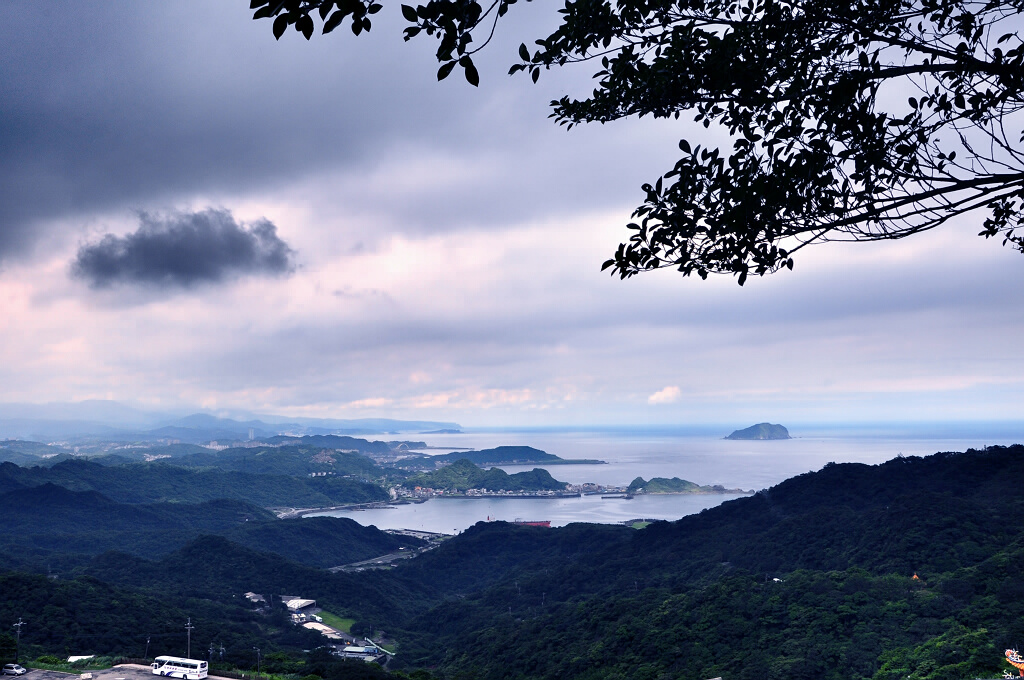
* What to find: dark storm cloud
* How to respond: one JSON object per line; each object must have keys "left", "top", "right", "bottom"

{"left": 0, "top": 2, "right": 454, "bottom": 260}
{"left": 72, "top": 209, "right": 294, "bottom": 288}
{"left": 0, "top": 2, "right": 670, "bottom": 262}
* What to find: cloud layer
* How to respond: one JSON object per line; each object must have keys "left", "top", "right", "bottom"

{"left": 0, "top": 3, "right": 1022, "bottom": 427}
{"left": 72, "top": 209, "right": 294, "bottom": 288}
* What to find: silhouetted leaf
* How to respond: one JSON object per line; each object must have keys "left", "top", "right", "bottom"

{"left": 272, "top": 14, "right": 288, "bottom": 39}
{"left": 323, "top": 10, "right": 346, "bottom": 33}
{"left": 437, "top": 60, "right": 457, "bottom": 81}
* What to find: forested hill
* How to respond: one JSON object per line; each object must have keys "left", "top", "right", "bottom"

{"left": 82, "top": 535, "right": 414, "bottom": 622}
{"left": 264, "top": 435, "right": 427, "bottom": 454}
{"left": 388, "top": 445, "right": 1024, "bottom": 680}
{"left": 4, "top": 445, "right": 1024, "bottom": 680}
{"left": 172, "top": 444, "right": 385, "bottom": 477}
{"left": 429, "top": 445, "right": 603, "bottom": 466}
{"left": 0, "top": 458, "right": 386, "bottom": 506}
{"left": 405, "top": 458, "right": 567, "bottom": 492}
{"left": 628, "top": 447, "right": 1024, "bottom": 579}
{"left": 626, "top": 475, "right": 751, "bottom": 494}
{"left": 430, "top": 446, "right": 560, "bottom": 465}
{"left": 0, "top": 483, "right": 423, "bottom": 572}
{"left": 0, "top": 439, "right": 72, "bottom": 465}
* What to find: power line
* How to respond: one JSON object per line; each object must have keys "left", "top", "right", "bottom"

{"left": 185, "top": 618, "right": 195, "bottom": 659}
{"left": 12, "top": 619, "right": 25, "bottom": 663}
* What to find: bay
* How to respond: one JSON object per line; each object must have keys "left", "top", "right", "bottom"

{"left": 311, "top": 427, "right": 1022, "bottom": 533}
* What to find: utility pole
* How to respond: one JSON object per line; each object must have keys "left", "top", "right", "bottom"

{"left": 219, "top": 645, "right": 225, "bottom": 661}
{"left": 252, "top": 647, "right": 261, "bottom": 680}
{"left": 145, "top": 635, "right": 151, "bottom": 659}
{"left": 12, "top": 619, "right": 24, "bottom": 663}
{"left": 185, "top": 618, "right": 194, "bottom": 659}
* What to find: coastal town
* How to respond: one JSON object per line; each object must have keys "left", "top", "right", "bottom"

{"left": 389, "top": 481, "right": 630, "bottom": 500}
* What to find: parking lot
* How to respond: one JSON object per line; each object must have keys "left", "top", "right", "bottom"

{"left": 17, "top": 665, "right": 234, "bottom": 680}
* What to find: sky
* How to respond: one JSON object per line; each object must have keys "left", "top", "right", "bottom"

{"left": 2, "top": 2, "right": 1024, "bottom": 429}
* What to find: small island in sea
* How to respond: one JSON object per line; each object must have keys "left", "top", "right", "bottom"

{"left": 627, "top": 476, "right": 753, "bottom": 495}
{"left": 725, "top": 422, "right": 791, "bottom": 440}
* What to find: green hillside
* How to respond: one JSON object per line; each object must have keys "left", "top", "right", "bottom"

{"left": 174, "top": 444, "right": 388, "bottom": 478}
{"left": 429, "top": 445, "right": 602, "bottom": 466}
{"left": 406, "top": 458, "right": 567, "bottom": 492}
{"left": 0, "top": 569, "right": 326, "bottom": 666}
{"left": 4, "top": 445, "right": 1024, "bottom": 680}
{"left": 0, "top": 483, "right": 419, "bottom": 571}
{"left": 0, "top": 440, "right": 70, "bottom": 465}
{"left": 431, "top": 446, "right": 560, "bottom": 465}
{"left": 387, "top": 445, "right": 1024, "bottom": 680}
{"left": 90, "top": 443, "right": 216, "bottom": 462}
{"left": 627, "top": 476, "right": 751, "bottom": 494}
{"left": 265, "top": 434, "right": 414, "bottom": 454}
{"left": 223, "top": 516, "right": 424, "bottom": 568}
{"left": 0, "top": 459, "right": 387, "bottom": 507}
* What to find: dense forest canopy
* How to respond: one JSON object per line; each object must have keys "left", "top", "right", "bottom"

{"left": 405, "top": 458, "right": 567, "bottom": 491}
{"left": 5, "top": 445, "right": 1024, "bottom": 679}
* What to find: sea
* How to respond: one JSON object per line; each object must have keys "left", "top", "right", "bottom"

{"left": 310, "top": 426, "right": 1024, "bottom": 534}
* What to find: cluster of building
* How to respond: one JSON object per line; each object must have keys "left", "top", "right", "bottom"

{"left": 391, "top": 485, "right": 447, "bottom": 498}
{"left": 566, "top": 482, "right": 631, "bottom": 495}
{"left": 391, "top": 485, "right": 575, "bottom": 499}
{"left": 463, "top": 488, "right": 570, "bottom": 497}
{"left": 242, "top": 592, "right": 388, "bottom": 662}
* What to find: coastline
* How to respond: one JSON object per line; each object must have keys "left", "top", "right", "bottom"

{"left": 273, "top": 500, "right": 404, "bottom": 519}
{"left": 512, "top": 459, "right": 606, "bottom": 465}
{"left": 635, "top": 489, "right": 755, "bottom": 496}
{"left": 276, "top": 491, "right": 587, "bottom": 518}
{"left": 281, "top": 488, "right": 755, "bottom": 519}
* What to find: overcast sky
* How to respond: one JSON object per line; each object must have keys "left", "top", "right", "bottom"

{"left": 2, "top": 1, "right": 1023, "bottom": 428}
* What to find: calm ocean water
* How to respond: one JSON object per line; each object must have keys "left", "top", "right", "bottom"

{"left": 311, "top": 427, "right": 1023, "bottom": 533}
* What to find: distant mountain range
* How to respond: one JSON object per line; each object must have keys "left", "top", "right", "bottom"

{"left": 0, "top": 400, "right": 460, "bottom": 441}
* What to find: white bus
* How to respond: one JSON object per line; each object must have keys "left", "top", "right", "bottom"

{"left": 151, "top": 656, "right": 208, "bottom": 679}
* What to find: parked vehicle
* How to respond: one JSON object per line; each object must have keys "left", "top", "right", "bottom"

{"left": 151, "top": 656, "right": 207, "bottom": 679}
{"left": 2, "top": 664, "right": 27, "bottom": 675}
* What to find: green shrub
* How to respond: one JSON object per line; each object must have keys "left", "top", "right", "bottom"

{"left": 70, "top": 656, "right": 115, "bottom": 669}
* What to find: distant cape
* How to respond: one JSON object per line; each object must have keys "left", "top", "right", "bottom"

{"left": 725, "top": 423, "right": 791, "bottom": 440}
{"left": 626, "top": 476, "right": 752, "bottom": 495}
